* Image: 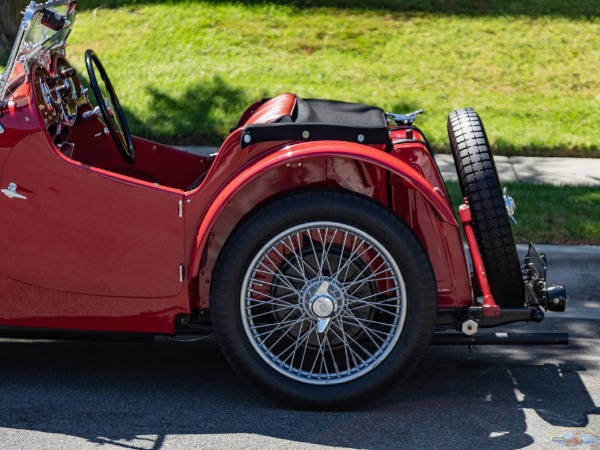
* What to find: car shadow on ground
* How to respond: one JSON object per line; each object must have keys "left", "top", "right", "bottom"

{"left": 0, "top": 319, "right": 597, "bottom": 450}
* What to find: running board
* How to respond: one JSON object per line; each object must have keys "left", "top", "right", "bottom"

{"left": 0, "top": 326, "right": 154, "bottom": 342}
{"left": 431, "top": 332, "right": 569, "bottom": 345}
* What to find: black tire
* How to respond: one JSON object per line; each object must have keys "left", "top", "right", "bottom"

{"left": 447, "top": 108, "right": 525, "bottom": 307}
{"left": 211, "top": 190, "right": 437, "bottom": 409}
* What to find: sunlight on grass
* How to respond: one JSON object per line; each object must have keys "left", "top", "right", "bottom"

{"left": 53, "top": 3, "right": 598, "bottom": 155}
{"left": 445, "top": 182, "right": 600, "bottom": 245}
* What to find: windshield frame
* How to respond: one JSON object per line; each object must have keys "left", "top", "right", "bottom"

{"left": 0, "top": 0, "right": 77, "bottom": 106}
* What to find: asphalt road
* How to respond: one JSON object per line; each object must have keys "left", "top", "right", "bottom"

{"left": 0, "top": 245, "right": 598, "bottom": 450}
{"left": 0, "top": 321, "right": 597, "bottom": 450}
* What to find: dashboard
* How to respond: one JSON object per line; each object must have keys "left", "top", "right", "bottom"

{"left": 31, "top": 54, "right": 92, "bottom": 157}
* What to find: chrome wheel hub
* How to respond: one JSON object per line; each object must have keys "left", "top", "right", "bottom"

{"left": 302, "top": 279, "right": 344, "bottom": 318}
{"left": 311, "top": 295, "right": 335, "bottom": 318}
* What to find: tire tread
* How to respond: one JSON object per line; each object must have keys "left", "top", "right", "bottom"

{"left": 448, "top": 108, "right": 525, "bottom": 307}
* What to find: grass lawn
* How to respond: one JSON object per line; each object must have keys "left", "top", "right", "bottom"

{"left": 445, "top": 182, "right": 600, "bottom": 245}
{"left": 2, "top": 0, "right": 595, "bottom": 155}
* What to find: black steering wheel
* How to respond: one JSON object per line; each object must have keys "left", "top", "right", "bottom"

{"left": 85, "top": 49, "right": 135, "bottom": 164}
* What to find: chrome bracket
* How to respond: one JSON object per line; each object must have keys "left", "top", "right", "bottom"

{"left": 503, "top": 187, "right": 517, "bottom": 224}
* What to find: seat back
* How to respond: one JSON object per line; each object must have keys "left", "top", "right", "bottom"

{"left": 245, "top": 93, "right": 297, "bottom": 125}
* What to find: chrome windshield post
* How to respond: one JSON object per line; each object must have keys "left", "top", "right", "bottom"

{"left": 0, "top": 3, "right": 36, "bottom": 105}
{"left": 0, "top": 0, "right": 76, "bottom": 107}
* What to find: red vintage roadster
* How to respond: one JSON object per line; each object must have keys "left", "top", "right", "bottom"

{"left": 0, "top": 0, "right": 567, "bottom": 408}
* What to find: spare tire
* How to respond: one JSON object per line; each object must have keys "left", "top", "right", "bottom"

{"left": 448, "top": 108, "right": 525, "bottom": 308}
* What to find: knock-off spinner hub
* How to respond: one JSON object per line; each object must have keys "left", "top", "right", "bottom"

{"left": 301, "top": 278, "right": 344, "bottom": 319}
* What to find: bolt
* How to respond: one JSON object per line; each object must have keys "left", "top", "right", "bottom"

{"left": 461, "top": 319, "right": 478, "bottom": 336}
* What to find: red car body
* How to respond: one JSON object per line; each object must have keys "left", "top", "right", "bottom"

{"left": 0, "top": 57, "right": 469, "bottom": 334}
{"left": 0, "top": 1, "right": 566, "bottom": 408}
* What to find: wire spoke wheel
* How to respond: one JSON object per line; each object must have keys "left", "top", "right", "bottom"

{"left": 242, "top": 222, "right": 406, "bottom": 384}
{"left": 211, "top": 190, "right": 437, "bottom": 408}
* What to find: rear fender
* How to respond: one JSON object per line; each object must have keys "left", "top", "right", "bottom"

{"left": 190, "top": 141, "right": 458, "bottom": 278}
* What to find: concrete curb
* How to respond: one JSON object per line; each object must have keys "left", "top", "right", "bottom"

{"left": 435, "top": 154, "right": 600, "bottom": 186}
{"left": 176, "top": 146, "right": 600, "bottom": 186}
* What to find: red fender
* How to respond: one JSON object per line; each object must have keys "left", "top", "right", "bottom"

{"left": 190, "top": 141, "right": 457, "bottom": 276}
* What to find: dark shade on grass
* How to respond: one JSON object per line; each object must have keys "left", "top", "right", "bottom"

{"left": 125, "top": 77, "right": 255, "bottom": 145}
{"left": 78, "top": 0, "right": 600, "bottom": 18}
{"left": 445, "top": 181, "right": 600, "bottom": 245}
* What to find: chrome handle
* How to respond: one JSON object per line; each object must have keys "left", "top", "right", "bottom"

{"left": 1, "top": 182, "right": 27, "bottom": 200}
{"left": 386, "top": 109, "right": 424, "bottom": 125}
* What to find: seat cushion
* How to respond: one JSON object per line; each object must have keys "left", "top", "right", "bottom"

{"left": 295, "top": 97, "right": 387, "bottom": 128}
{"left": 245, "top": 93, "right": 297, "bottom": 125}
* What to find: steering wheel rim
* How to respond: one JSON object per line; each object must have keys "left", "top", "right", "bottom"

{"left": 85, "top": 49, "right": 135, "bottom": 164}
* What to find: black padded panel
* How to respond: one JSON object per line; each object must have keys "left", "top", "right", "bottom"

{"left": 242, "top": 95, "right": 389, "bottom": 148}
{"left": 295, "top": 97, "right": 387, "bottom": 128}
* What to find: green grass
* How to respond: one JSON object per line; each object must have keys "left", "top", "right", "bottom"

{"left": 1, "top": 1, "right": 589, "bottom": 155}
{"left": 445, "top": 182, "right": 600, "bottom": 245}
